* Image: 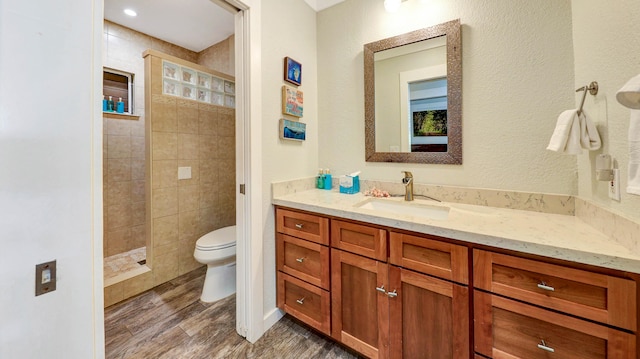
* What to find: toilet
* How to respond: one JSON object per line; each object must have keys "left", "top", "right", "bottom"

{"left": 193, "top": 225, "right": 236, "bottom": 303}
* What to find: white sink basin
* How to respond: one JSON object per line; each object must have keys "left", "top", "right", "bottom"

{"left": 354, "top": 198, "right": 450, "bottom": 220}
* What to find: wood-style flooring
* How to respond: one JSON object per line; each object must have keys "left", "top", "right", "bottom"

{"left": 105, "top": 267, "right": 361, "bottom": 359}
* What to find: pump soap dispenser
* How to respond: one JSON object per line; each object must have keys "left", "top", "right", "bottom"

{"left": 116, "top": 97, "right": 125, "bottom": 113}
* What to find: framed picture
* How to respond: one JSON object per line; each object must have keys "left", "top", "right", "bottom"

{"left": 282, "top": 85, "right": 304, "bottom": 117}
{"left": 279, "top": 119, "right": 306, "bottom": 141}
{"left": 284, "top": 57, "right": 302, "bottom": 86}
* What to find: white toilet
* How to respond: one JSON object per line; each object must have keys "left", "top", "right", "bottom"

{"left": 193, "top": 225, "right": 236, "bottom": 303}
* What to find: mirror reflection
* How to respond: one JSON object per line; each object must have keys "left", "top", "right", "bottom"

{"left": 364, "top": 19, "right": 462, "bottom": 164}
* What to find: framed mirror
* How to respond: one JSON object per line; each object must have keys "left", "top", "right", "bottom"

{"left": 364, "top": 19, "right": 462, "bottom": 164}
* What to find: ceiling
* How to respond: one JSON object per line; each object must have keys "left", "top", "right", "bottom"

{"left": 104, "top": 0, "right": 235, "bottom": 52}
{"left": 104, "top": 0, "right": 346, "bottom": 53}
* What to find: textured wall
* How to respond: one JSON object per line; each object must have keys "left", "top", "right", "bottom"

{"left": 198, "top": 35, "right": 235, "bottom": 77}
{"left": 317, "top": 0, "right": 577, "bottom": 194}
{"left": 260, "top": 0, "right": 319, "bottom": 315}
{"left": 572, "top": 0, "right": 640, "bottom": 222}
{"left": 0, "top": 0, "right": 104, "bottom": 357}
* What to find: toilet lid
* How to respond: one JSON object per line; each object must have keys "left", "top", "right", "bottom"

{"left": 196, "top": 226, "right": 236, "bottom": 250}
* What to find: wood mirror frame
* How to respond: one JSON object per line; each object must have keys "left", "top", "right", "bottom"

{"left": 364, "top": 19, "right": 462, "bottom": 164}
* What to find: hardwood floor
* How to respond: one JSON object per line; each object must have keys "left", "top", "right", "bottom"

{"left": 105, "top": 267, "right": 362, "bottom": 359}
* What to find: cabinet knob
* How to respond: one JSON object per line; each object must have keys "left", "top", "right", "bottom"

{"left": 295, "top": 257, "right": 305, "bottom": 263}
{"left": 296, "top": 297, "right": 305, "bottom": 305}
{"left": 537, "top": 340, "right": 555, "bottom": 353}
{"left": 375, "top": 285, "right": 386, "bottom": 293}
{"left": 537, "top": 281, "right": 555, "bottom": 292}
{"left": 294, "top": 223, "right": 304, "bottom": 229}
{"left": 386, "top": 289, "right": 398, "bottom": 298}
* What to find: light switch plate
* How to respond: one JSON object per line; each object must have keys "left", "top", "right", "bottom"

{"left": 35, "top": 260, "right": 56, "bottom": 296}
{"left": 178, "top": 166, "right": 192, "bottom": 180}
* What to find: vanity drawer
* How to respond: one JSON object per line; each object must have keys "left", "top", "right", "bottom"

{"left": 474, "top": 250, "right": 637, "bottom": 331}
{"left": 276, "top": 208, "right": 329, "bottom": 245}
{"left": 277, "top": 272, "right": 331, "bottom": 336}
{"left": 331, "top": 219, "right": 387, "bottom": 261}
{"left": 277, "top": 233, "right": 330, "bottom": 290}
{"left": 474, "top": 291, "right": 635, "bottom": 359}
{"left": 389, "top": 232, "right": 469, "bottom": 284}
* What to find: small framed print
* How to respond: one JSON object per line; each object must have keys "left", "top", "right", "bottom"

{"left": 284, "top": 57, "right": 302, "bottom": 86}
{"left": 279, "top": 119, "right": 306, "bottom": 141}
{"left": 282, "top": 85, "right": 303, "bottom": 118}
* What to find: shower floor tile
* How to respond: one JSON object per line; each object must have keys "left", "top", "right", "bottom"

{"left": 104, "top": 247, "right": 146, "bottom": 282}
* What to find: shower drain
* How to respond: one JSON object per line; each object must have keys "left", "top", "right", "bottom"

{"left": 137, "top": 259, "right": 146, "bottom": 266}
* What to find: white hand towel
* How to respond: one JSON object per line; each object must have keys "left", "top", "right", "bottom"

{"left": 578, "top": 110, "right": 601, "bottom": 151}
{"left": 627, "top": 110, "right": 640, "bottom": 195}
{"left": 546, "top": 109, "right": 583, "bottom": 154}
{"left": 616, "top": 74, "right": 640, "bottom": 109}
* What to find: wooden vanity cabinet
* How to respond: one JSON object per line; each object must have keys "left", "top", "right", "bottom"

{"left": 473, "top": 249, "right": 638, "bottom": 359}
{"left": 330, "top": 220, "right": 470, "bottom": 359}
{"left": 276, "top": 208, "right": 331, "bottom": 335}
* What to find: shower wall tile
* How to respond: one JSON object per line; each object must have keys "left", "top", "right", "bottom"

{"left": 153, "top": 215, "right": 178, "bottom": 248}
{"left": 131, "top": 159, "right": 145, "bottom": 181}
{"left": 179, "top": 210, "right": 200, "bottom": 241}
{"left": 107, "top": 159, "right": 131, "bottom": 182}
{"left": 131, "top": 116, "right": 145, "bottom": 137}
{"left": 131, "top": 136, "right": 145, "bottom": 159}
{"left": 152, "top": 187, "right": 178, "bottom": 218}
{"left": 151, "top": 95, "right": 177, "bottom": 132}
{"left": 153, "top": 251, "right": 179, "bottom": 284}
{"left": 198, "top": 135, "right": 217, "bottom": 160}
{"left": 107, "top": 135, "right": 131, "bottom": 158}
{"left": 198, "top": 105, "right": 217, "bottom": 135}
{"left": 131, "top": 201, "right": 146, "bottom": 226}
{"left": 130, "top": 224, "right": 146, "bottom": 249}
{"left": 178, "top": 134, "right": 199, "bottom": 160}
{"left": 199, "top": 160, "right": 218, "bottom": 185}
{"left": 199, "top": 181, "right": 218, "bottom": 209}
{"left": 106, "top": 181, "right": 131, "bottom": 207}
{"left": 107, "top": 202, "right": 132, "bottom": 231}
{"left": 152, "top": 160, "right": 177, "bottom": 189}
{"left": 218, "top": 136, "right": 235, "bottom": 159}
{"left": 106, "top": 118, "right": 131, "bottom": 136}
{"left": 152, "top": 132, "right": 178, "bottom": 160}
{"left": 177, "top": 103, "right": 199, "bottom": 134}
{"left": 131, "top": 180, "right": 145, "bottom": 202}
{"left": 178, "top": 185, "right": 199, "bottom": 212}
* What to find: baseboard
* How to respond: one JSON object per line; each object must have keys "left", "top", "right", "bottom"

{"left": 263, "top": 307, "right": 285, "bottom": 332}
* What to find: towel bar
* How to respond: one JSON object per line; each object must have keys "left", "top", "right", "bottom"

{"left": 576, "top": 81, "right": 598, "bottom": 116}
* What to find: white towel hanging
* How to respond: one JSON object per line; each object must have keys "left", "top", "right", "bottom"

{"left": 616, "top": 74, "right": 640, "bottom": 195}
{"left": 547, "top": 109, "right": 601, "bottom": 154}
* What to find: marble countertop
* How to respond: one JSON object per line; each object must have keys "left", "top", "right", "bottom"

{"left": 272, "top": 189, "right": 640, "bottom": 274}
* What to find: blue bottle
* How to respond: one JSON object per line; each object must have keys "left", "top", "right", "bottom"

{"left": 102, "top": 96, "right": 108, "bottom": 111}
{"left": 324, "top": 169, "right": 332, "bottom": 190}
{"left": 316, "top": 169, "right": 324, "bottom": 189}
{"left": 107, "top": 96, "right": 114, "bottom": 112}
{"left": 116, "top": 97, "right": 125, "bottom": 113}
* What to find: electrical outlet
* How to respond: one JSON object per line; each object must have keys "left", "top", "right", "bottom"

{"left": 35, "top": 260, "right": 56, "bottom": 296}
{"left": 609, "top": 169, "right": 621, "bottom": 201}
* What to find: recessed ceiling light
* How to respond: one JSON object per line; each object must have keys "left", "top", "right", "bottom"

{"left": 124, "top": 9, "right": 137, "bottom": 17}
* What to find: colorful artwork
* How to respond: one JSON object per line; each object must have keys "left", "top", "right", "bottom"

{"left": 282, "top": 86, "right": 304, "bottom": 117}
{"left": 284, "top": 57, "right": 302, "bottom": 86}
{"left": 279, "top": 119, "right": 306, "bottom": 141}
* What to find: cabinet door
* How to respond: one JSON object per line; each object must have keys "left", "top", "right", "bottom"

{"left": 331, "top": 249, "right": 389, "bottom": 359}
{"left": 474, "top": 291, "right": 636, "bottom": 359}
{"left": 388, "top": 266, "right": 470, "bottom": 359}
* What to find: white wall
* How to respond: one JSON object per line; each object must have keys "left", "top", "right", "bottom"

{"left": 572, "top": 0, "right": 640, "bottom": 222}
{"left": 259, "top": 0, "right": 319, "bottom": 319}
{"left": 0, "top": 0, "right": 104, "bottom": 358}
{"left": 317, "top": 0, "right": 577, "bottom": 194}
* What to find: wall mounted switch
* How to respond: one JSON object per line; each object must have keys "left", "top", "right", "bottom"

{"left": 178, "top": 166, "right": 192, "bottom": 180}
{"left": 35, "top": 260, "right": 56, "bottom": 296}
{"left": 609, "top": 169, "right": 621, "bottom": 201}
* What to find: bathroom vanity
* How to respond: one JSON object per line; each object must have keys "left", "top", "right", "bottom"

{"left": 273, "top": 188, "right": 640, "bottom": 359}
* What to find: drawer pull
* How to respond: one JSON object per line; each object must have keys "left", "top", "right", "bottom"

{"left": 295, "top": 257, "right": 305, "bottom": 263}
{"left": 537, "top": 282, "right": 555, "bottom": 292}
{"left": 296, "top": 297, "right": 305, "bottom": 305}
{"left": 537, "top": 340, "right": 555, "bottom": 353}
{"left": 386, "top": 289, "right": 398, "bottom": 298}
{"left": 375, "top": 285, "right": 386, "bottom": 293}
{"left": 294, "top": 223, "right": 304, "bottom": 229}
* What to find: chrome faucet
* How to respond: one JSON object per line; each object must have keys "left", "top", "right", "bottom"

{"left": 401, "top": 171, "right": 414, "bottom": 201}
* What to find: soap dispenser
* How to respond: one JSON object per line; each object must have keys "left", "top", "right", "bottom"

{"left": 107, "top": 96, "right": 114, "bottom": 112}
{"left": 316, "top": 169, "right": 324, "bottom": 189}
{"left": 116, "top": 97, "right": 125, "bottom": 113}
{"left": 323, "top": 169, "right": 332, "bottom": 190}
{"left": 102, "top": 95, "right": 108, "bottom": 112}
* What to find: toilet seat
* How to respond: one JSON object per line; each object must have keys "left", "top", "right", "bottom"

{"left": 196, "top": 226, "right": 236, "bottom": 251}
